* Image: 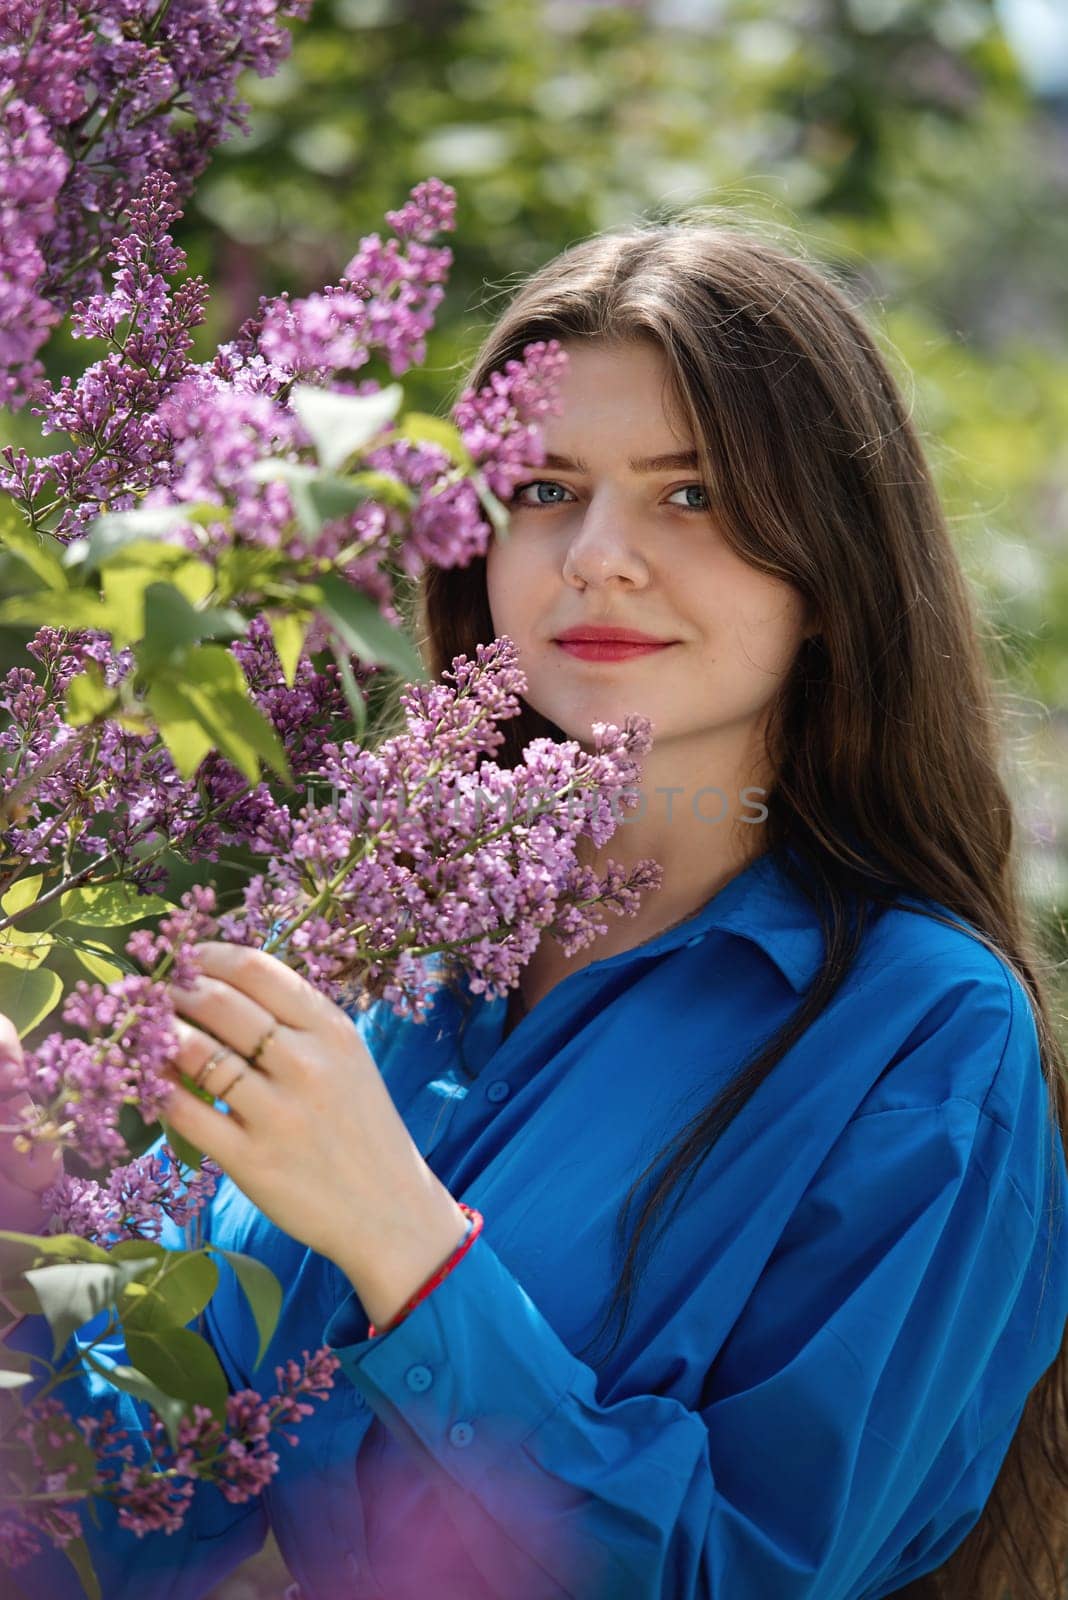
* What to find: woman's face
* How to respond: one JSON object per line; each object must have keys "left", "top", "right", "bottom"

{"left": 485, "top": 338, "right": 817, "bottom": 769}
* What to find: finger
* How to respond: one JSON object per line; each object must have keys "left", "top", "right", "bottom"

{"left": 187, "top": 942, "right": 336, "bottom": 1033}
{"left": 160, "top": 1072, "right": 248, "bottom": 1168}
{"left": 0, "top": 1013, "right": 25, "bottom": 1097}
{"left": 171, "top": 1019, "right": 274, "bottom": 1118}
{"left": 168, "top": 975, "right": 294, "bottom": 1078}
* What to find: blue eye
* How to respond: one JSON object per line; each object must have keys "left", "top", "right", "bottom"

{"left": 668, "top": 484, "right": 712, "bottom": 512}
{"left": 511, "top": 481, "right": 573, "bottom": 507}
{"left": 509, "top": 480, "right": 713, "bottom": 511}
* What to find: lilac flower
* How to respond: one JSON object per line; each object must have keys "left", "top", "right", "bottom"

{"left": 114, "top": 1468, "right": 196, "bottom": 1538}
{"left": 42, "top": 1143, "right": 223, "bottom": 1248}
{"left": 3, "top": 171, "right": 211, "bottom": 540}
{"left": 0, "top": 95, "right": 69, "bottom": 408}
{"left": 453, "top": 338, "right": 571, "bottom": 501}
{"left": 0, "top": 1512, "right": 42, "bottom": 1568}
{"left": 16, "top": 971, "right": 180, "bottom": 1169}
{"left": 218, "top": 636, "right": 662, "bottom": 1022}
{"left": 0, "top": 0, "right": 312, "bottom": 402}
{"left": 254, "top": 177, "right": 457, "bottom": 384}
{"left": 125, "top": 883, "right": 221, "bottom": 990}
{"left": 5, "top": 1349, "right": 337, "bottom": 1550}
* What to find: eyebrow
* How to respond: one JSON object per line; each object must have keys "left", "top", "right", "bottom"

{"left": 539, "top": 450, "right": 702, "bottom": 474}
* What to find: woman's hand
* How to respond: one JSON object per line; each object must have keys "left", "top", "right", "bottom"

{"left": 163, "top": 943, "right": 470, "bottom": 1329}
{"left": 0, "top": 1011, "right": 62, "bottom": 1234}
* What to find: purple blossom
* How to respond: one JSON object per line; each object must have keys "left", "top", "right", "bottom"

{"left": 0, "top": 95, "right": 69, "bottom": 407}
{"left": 42, "top": 1142, "right": 224, "bottom": 1248}
{"left": 6, "top": 1348, "right": 337, "bottom": 1550}
{"left": 15, "top": 970, "right": 180, "bottom": 1169}
{"left": 0, "top": 0, "right": 312, "bottom": 403}
{"left": 453, "top": 338, "right": 571, "bottom": 501}
{"left": 219, "top": 635, "right": 662, "bottom": 1022}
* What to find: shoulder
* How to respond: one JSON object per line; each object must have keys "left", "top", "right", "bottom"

{"left": 847, "top": 891, "right": 1041, "bottom": 1132}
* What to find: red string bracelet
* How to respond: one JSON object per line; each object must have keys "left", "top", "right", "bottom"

{"left": 367, "top": 1203, "right": 483, "bottom": 1338}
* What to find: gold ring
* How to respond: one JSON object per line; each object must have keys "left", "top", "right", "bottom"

{"left": 247, "top": 1023, "right": 278, "bottom": 1070}
{"left": 213, "top": 1066, "right": 246, "bottom": 1102}
{"left": 194, "top": 1042, "right": 231, "bottom": 1088}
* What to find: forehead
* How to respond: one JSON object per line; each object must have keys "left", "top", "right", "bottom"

{"left": 544, "top": 338, "right": 694, "bottom": 446}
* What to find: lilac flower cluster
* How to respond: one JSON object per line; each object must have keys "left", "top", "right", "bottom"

{"left": 0, "top": 0, "right": 311, "bottom": 407}
{"left": 5, "top": 886, "right": 221, "bottom": 1169}
{"left": 220, "top": 635, "right": 663, "bottom": 1023}
{"left": 0, "top": 620, "right": 337, "bottom": 891}
{"left": 1, "top": 171, "right": 212, "bottom": 540}
{"left": 41, "top": 1141, "right": 224, "bottom": 1248}
{"left": 0, "top": 1347, "right": 339, "bottom": 1559}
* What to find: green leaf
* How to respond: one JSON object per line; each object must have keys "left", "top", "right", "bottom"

{"left": 317, "top": 571, "right": 426, "bottom": 681}
{"left": 137, "top": 582, "right": 247, "bottom": 672}
{"left": 145, "top": 643, "right": 292, "bottom": 786}
{"left": 25, "top": 1257, "right": 161, "bottom": 1359}
{"left": 0, "top": 927, "right": 53, "bottom": 970}
{"left": 0, "top": 873, "right": 43, "bottom": 915}
{"left": 60, "top": 1534, "right": 102, "bottom": 1600}
{"left": 290, "top": 383, "right": 404, "bottom": 472}
{"left": 471, "top": 468, "right": 513, "bottom": 542}
{"left": 0, "top": 1231, "right": 111, "bottom": 1277}
{"left": 331, "top": 643, "right": 368, "bottom": 741}
{"left": 121, "top": 1251, "right": 218, "bottom": 1333}
{"left": 345, "top": 469, "right": 415, "bottom": 511}
{"left": 83, "top": 1350, "right": 189, "bottom": 1451}
{"left": 397, "top": 412, "right": 475, "bottom": 471}
{"left": 246, "top": 460, "right": 403, "bottom": 537}
{"left": 69, "top": 939, "right": 126, "bottom": 984}
{"left": 207, "top": 1245, "right": 282, "bottom": 1370}
{"left": 124, "top": 1324, "right": 229, "bottom": 1420}
{"left": 267, "top": 611, "right": 309, "bottom": 689}
{"left": 63, "top": 507, "right": 215, "bottom": 574}
{"left": 99, "top": 546, "right": 215, "bottom": 646}
{"left": 0, "top": 964, "right": 62, "bottom": 1037}
{"left": 159, "top": 1117, "right": 204, "bottom": 1174}
{"left": 0, "top": 498, "right": 68, "bottom": 591}
{"left": 0, "top": 591, "right": 127, "bottom": 633}
{"left": 65, "top": 661, "right": 118, "bottom": 727}
{"left": 145, "top": 679, "right": 216, "bottom": 779}
{"left": 213, "top": 543, "right": 287, "bottom": 604}
{"left": 60, "top": 882, "right": 173, "bottom": 927}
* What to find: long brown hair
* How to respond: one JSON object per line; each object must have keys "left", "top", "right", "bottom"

{"left": 405, "top": 212, "right": 1068, "bottom": 1599}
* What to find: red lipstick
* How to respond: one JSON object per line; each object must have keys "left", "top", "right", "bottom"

{"left": 554, "top": 623, "right": 678, "bottom": 663}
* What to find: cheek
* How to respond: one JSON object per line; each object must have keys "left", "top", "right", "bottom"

{"left": 485, "top": 536, "right": 537, "bottom": 628}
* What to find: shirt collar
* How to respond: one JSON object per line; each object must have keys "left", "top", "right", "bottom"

{"left": 627, "top": 845, "right": 828, "bottom": 996}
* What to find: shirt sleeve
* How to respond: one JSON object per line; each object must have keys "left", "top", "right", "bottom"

{"left": 3, "top": 1136, "right": 268, "bottom": 1600}
{"left": 322, "top": 974, "right": 1068, "bottom": 1600}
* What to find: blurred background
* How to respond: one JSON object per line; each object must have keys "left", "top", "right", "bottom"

{"left": 3, "top": 0, "right": 1066, "bottom": 1586}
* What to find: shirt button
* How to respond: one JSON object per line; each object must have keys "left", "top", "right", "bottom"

{"left": 685, "top": 934, "right": 705, "bottom": 947}
{"left": 486, "top": 1080, "right": 510, "bottom": 1102}
{"left": 405, "top": 1364, "right": 433, "bottom": 1392}
{"left": 448, "top": 1420, "right": 475, "bottom": 1447}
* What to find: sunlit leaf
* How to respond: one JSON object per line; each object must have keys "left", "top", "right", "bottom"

{"left": 290, "top": 382, "right": 404, "bottom": 472}
{"left": 60, "top": 882, "right": 173, "bottom": 927}
{"left": 0, "top": 965, "right": 62, "bottom": 1037}
{"left": 0, "top": 873, "right": 43, "bottom": 916}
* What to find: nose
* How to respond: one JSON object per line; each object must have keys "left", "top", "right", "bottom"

{"left": 561, "top": 489, "right": 651, "bottom": 590}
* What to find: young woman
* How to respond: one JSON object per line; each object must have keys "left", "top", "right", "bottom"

{"left": 4, "top": 218, "right": 1068, "bottom": 1600}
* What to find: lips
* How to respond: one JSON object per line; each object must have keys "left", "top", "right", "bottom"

{"left": 554, "top": 625, "right": 675, "bottom": 646}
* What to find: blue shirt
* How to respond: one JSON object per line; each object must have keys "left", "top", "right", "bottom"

{"left": 9, "top": 845, "right": 1068, "bottom": 1599}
